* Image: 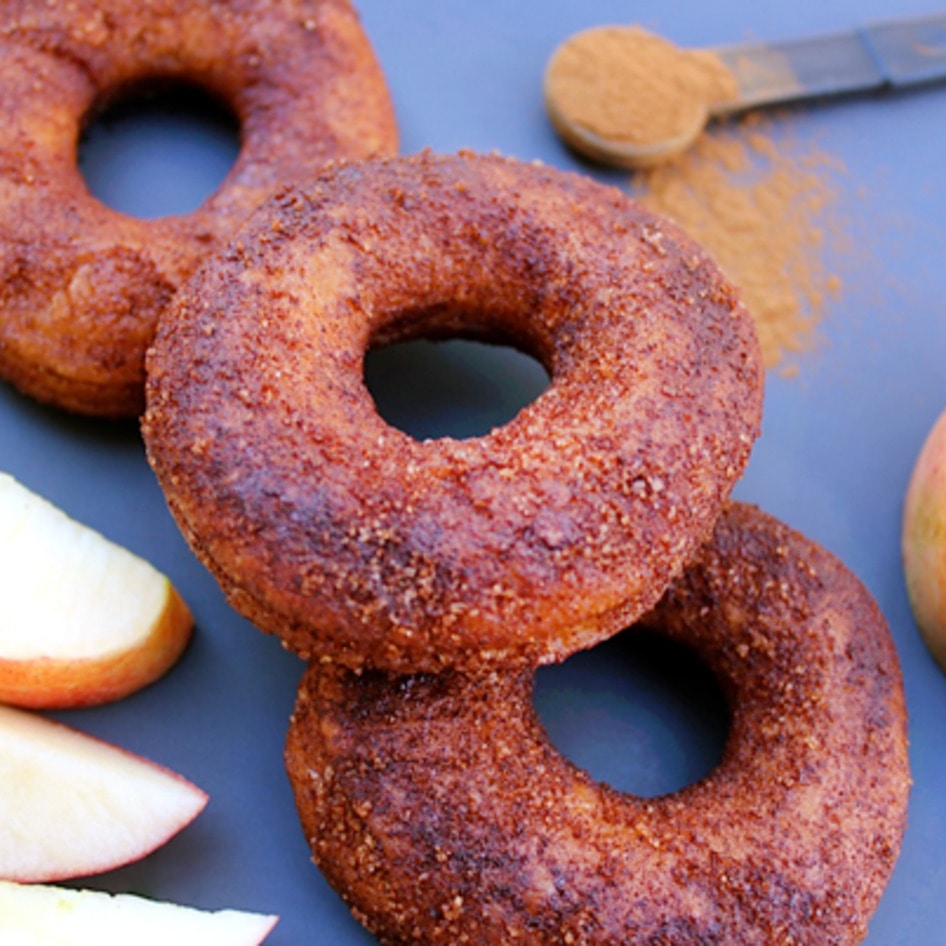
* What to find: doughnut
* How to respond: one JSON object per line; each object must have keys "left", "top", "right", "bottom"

{"left": 285, "top": 502, "right": 911, "bottom": 946}
{"left": 0, "top": 0, "right": 397, "bottom": 416}
{"left": 143, "top": 150, "right": 764, "bottom": 672}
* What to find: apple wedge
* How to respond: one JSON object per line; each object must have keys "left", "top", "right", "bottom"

{"left": 0, "top": 880, "right": 278, "bottom": 946}
{"left": 0, "top": 704, "right": 207, "bottom": 882}
{"left": 0, "top": 472, "right": 193, "bottom": 708}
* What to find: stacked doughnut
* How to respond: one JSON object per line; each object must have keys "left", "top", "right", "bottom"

{"left": 0, "top": 0, "right": 397, "bottom": 416}
{"left": 143, "top": 150, "right": 910, "bottom": 946}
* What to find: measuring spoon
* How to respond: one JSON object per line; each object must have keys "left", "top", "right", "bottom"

{"left": 544, "top": 14, "right": 946, "bottom": 168}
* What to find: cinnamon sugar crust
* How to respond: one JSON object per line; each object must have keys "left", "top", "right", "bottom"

{"left": 0, "top": 0, "right": 397, "bottom": 416}
{"left": 144, "top": 151, "right": 764, "bottom": 672}
{"left": 286, "top": 502, "right": 910, "bottom": 946}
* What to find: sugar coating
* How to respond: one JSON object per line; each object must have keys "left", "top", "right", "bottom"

{"left": 144, "top": 150, "right": 764, "bottom": 672}
{"left": 0, "top": 0, "right": 396, "bottom": 415}
{"left": 286, "top": 502, "right": 910, "bottom": 946}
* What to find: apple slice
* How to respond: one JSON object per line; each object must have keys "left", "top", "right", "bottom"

{"left": 0, "top": 472, "right": 193, "bottom": 708}
{"left": 0, "top": 704, "right": 207, "bottom": 881}
{"left": 0, "top": 880, "right": 278, "bottom": 946}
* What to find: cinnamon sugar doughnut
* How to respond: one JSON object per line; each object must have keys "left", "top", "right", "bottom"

{"left": 285, "top": 502, "right": 911, "bottom": 946}
{"left": 144, "top": 150, "right": 763, "bottom": 672}
{"left": 0, "top": 0, "right": 397, "bottom": 416}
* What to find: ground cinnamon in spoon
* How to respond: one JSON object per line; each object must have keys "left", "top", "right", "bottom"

{"left": 544, "top": 25, "right": 738, "bottom": 148}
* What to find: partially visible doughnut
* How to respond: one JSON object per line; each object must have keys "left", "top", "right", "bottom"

{"left": 286, "top": 502, "right": 910, "bottom": 946}
{"left": 0, "top": 0, "right": 397, "bottom": 416}
{"left": 143, "top": 150, "right": 764, "bottom": 672}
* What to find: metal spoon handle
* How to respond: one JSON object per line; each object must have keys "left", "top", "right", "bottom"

{"left": 713, "top": 13, "right": 946, "bottom": 114}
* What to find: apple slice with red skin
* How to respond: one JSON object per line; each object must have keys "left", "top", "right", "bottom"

{"left": 0, "top": 704, "right": 207, "bottom": 882}
{"left": 0, "top": 472, "right": 193, "bottom": 708}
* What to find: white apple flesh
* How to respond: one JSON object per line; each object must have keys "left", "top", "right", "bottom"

{"left": 0, "top": 472, "right": 193, "bottom": 708}
{"left": 0, "top": 704, "right": 208, "bottom": 882}
{"left": 0, "top": 880, "right": 278, "bottom": 946}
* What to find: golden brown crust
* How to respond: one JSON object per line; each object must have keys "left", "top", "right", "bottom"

{"left": 285, "top": 502, "right": 910, "bottom": 946}
{"left": 0, "top": 0, "right": 397, "bottom": 416}
{"left": 144, "top": 150, "right": 764, "bottom": 672}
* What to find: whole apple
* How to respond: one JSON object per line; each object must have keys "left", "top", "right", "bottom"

{"left": 903, "top": 405, "right": 946, "bottom": 673}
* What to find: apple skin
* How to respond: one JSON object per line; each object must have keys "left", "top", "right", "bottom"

{"left": 0, "top": 704, "right": 208, "bottom": 883}
{"left": 903, "top": 405, "right": 946, "bottom": 672}
{"left": 0, "top": 473, "right": 194, "bottom": 709}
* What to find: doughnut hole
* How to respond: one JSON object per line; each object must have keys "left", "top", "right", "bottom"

{"left": 534, "top": 629, "right": 730, "bottom": 797}
{"left": 78, "top": 78, "right": 241, "bottom": 219}
{"left": 364, "top": 321, "right": 551, "bottom": 440}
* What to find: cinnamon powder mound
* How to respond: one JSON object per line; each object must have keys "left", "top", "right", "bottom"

{"left": 631, "top": 115, "right": 846, "bottom": 372}
{"left": 545, "top": 25, "right": 738, "bottom": 148}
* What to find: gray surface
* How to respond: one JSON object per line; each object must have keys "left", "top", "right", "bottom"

{"left": 3, "top": 0, "right": 946, "bottom": 943}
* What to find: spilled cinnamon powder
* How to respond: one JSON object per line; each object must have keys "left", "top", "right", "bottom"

{"left": 543, "top": 25, "right": 848, "bottom": 372}
{"left": 631, "top": 115, "right": 846, "bottom": 372}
